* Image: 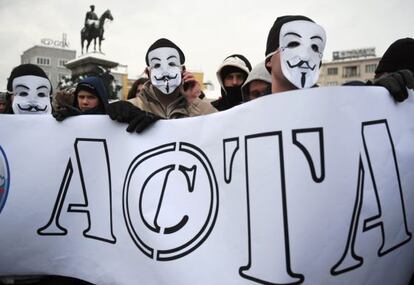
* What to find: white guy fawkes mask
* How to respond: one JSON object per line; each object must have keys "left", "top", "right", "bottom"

{"left": 12, "top": 75, "right": 52, "bottom": 114}
{"left": 279, "top": 20, "right": 326, "bottom": 89}
{"left": 148, "top": 47, "right": 182, "bottom": 95}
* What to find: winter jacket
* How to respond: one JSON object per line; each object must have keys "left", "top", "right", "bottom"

{"left": 128, "top": 82, "right": 217, "bottom": 119}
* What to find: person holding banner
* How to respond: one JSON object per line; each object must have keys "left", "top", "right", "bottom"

{"left": 373, "top": 37, "right": 414, "bottom": 102}
{"left": 6, "top": 64, "right": 53, "bottom": 115}
{"left": 107, "top": 38, "right": 217, "bottom": 133}
{"left": 53, "top": 76, "right": 109, "bottom": 121}
{"left": 264, "top": 15, "right": 414, "bottom": 100}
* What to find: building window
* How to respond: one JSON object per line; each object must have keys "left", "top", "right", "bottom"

{"left": 327, "top": 67, "right": 338, "bottom": 75}
{"left": 58, "top": 59, "right": 68, "bottom": 68}
{"left": 365, "top": 64, "right": 377, "bottom": 73}
{"left": 343, "top": 66, "right": 359, "bottom": 78}
{"left": 327, "top": 81, "right": 338, "bottom": 86}
{"left": 36, "top": 57, "right": 51, "bottom": 66}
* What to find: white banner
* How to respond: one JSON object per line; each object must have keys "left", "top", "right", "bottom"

{"left": 0, "top": 86, "right": 413, "bottom": 285}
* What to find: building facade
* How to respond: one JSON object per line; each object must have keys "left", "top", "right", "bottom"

{"left": 318, "top": 48, "right": 380, "bottom": 86}
{"left": 21, "top": 45, "right": 76, "bottom": 90}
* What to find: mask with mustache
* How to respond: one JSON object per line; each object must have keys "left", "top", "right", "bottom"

{"left": 279, "top": 20, "right": 326, "bottom": 88}
{"left": 11, "top": 75, "right": 52, "bottom": 115}
{"left": 148, "top": 47, "right": 182, "bottom": 95}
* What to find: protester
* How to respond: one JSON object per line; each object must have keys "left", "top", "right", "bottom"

{"left": 6, "top": 63, "right": 53, "bottom": 115}
{"left": 0, "top": 92, "right": 7, "bottom": 113}
{"left": 53, "top": 76, "right": 109, "bottom": 121}
{"left": 107, "top": 38, "right": 217, "bottom": 133}
{"left": 265, "top": 15, "right": 414, "bottom": 101}
{"left": 212, "top": 54, "right": 252, "bottom": 111}
{"left": 241, "top": 61, "right": 272, "bottom": 102}
{"left": 373, "top": 37, "right": 414, "bottom": 102}
{"left": 265, "top": 15, "right": 326, "bottom": 93}
{"left": 127, "top": 77, "right": 149, "bottom": 100}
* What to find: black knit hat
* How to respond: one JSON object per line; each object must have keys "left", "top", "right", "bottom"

{"left": 265, "top": 15, "right": 314, "bottom": 58}
{"left": 375, "top": 38, "right": 414, "bottom": 74}
{"left": 145, "top": 38, "right": 185, "bottom": 66}
{"left": 7, "top": 64, "right": 52, "bottom": 94}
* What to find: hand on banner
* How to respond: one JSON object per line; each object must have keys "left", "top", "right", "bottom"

{"left": 53, "top": 105, "right": 82, "bottom": 122}
{"left": 181, "top": 71, "right": 202, "bottom": 104}
{"left": 107, "top": 101, "right": 161, "bottom": 133}
{"left": 373, "top": 69, "right": 414, "bottom": 102}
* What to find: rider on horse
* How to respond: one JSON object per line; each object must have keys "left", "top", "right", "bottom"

{"left": 85, "top": 5, "right": 99, "bottom": 28}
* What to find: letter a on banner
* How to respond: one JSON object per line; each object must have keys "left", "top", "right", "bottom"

{"left": 38, "top": 138, "right": 116, "bottom": 244}
{"left": 332, "top": 120, "right": 411, "bottom": 275}
{"left": 240, "top": 132, "right": 304, "bottom": 285}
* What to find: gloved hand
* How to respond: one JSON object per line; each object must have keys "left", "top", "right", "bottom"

{"left": 107, "top": 101, "right": 161, "bottom": 133}
{"left": 373, "top": 69, "right": 414, "bottom": 102}
{"left": 53, "top": 106, "right": 81, "bottom": 122}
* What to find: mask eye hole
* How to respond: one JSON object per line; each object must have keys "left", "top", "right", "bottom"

{"left": 287, "top": 41, "right": 300, "bottom": 48}
{"left": 153, "top": 63, "right": 161, "bottom": 68}
{"left": 37, "top": 92, "right": 46, "bottom": 98}
{"left": 18, "top": 91, "right": 28, "bottom": 97}
{"left": 168, "top": 62, "right": 176, "bottom": 67}
{"left": 311, "top": 44, "right": 319, "bottom": 52}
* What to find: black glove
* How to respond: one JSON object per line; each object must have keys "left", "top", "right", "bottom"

{"left": 107, "top": 101, "right": 161, "bottom": 133}
{"left": 373, "top": 69, "right": 414, "bottom": 102}
{"left": 53, "top": 106, "right": 81, "bottom": 122}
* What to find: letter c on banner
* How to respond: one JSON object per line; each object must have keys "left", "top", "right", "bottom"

{"left": 0, "top": 146, "right": 10, "bottom": 214}
{"left": 123, "top": 142, "right": 219, "bottom": 261}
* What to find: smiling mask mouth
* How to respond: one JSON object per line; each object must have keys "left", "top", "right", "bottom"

{"left": 287, "top": 60, "right": 316, "bottom": 70}
{"left": 17, "top": 104, "right": 48, "bottom": 112}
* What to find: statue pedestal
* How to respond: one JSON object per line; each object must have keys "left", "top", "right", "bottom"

{"left": 65, "top": 52, "right": 119, "bottom": 77}
{"left": 64, "top": 53, "right": 121, "bottom": 99}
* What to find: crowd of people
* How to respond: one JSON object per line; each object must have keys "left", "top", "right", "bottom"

{"left": 1, "top": 15, "right": 413, "bottom": 136}
{"left": 0, "top": 14, "right": 414, "bottom": 285}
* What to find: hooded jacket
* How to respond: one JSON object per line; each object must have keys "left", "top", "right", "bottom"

{"left": 73, "top": 76, "right": 109, "bottom": 114}
{"left": 212, "top": 54, "right": 252, "bottom": 111}
{"left": 241, "top": 61, "right": 272, "bottom": 101}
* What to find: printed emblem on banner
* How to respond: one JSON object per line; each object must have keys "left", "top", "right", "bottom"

{"left": 123, "top": 142, "right": 219, "bottom": 261}
{"left": 0, "top": 146, "right": 10, "bottom": 213}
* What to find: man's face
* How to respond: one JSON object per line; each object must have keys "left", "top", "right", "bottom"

{"left": 278, "top": 20, "right": 326, "bottom": 89}
{"left": 147, "top": 47, "right": 182, "bottom": 95}
{"left": 0, "top": 100, "right": 6, "bottom": 113}
{"left": 77, "top": 90, "right": 100, "bottom": 112}
{"left": 224, "top": 72, "right": 245, "bottom": 87}
{"left": 11, "top": 75, "right": 51, "bottom": 115}
{"left": 247, "top": 80, "right": 271, "bottom": 101}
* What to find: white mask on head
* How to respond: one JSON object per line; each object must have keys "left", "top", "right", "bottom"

{"left": 279, "top": 20, "right": 326, "bottom": 89}
{"left": 148, "top": 47, "right": 182, "bottom": 95}
{"left": 12, "top": 75, "right": 52, "bottom": 115}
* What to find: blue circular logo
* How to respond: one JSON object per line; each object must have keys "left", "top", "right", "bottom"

{"left": 0, "top": 146, "right": 10, "bottom": 213}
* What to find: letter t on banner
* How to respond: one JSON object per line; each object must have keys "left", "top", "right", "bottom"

{"left": 239, "top": 132, "right": 304, "bottom": 285}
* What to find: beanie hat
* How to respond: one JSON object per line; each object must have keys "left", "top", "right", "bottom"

{"left": 265, "top": 15, "right": 314, "bottom": 58}
{"left": 145, "top": 38, "right": 185, "bottom": 66}
{"left": 375, "top": 38, "right": 414, "bottom": 74}
{"left": 7, "top": 64, "right": 52, "bottom": 94}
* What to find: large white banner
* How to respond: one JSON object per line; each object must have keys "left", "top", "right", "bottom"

{"left": 0, "top": 86, "right": 413, "bottom": 285}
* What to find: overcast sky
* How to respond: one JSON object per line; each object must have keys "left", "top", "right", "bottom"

{"left": 0, "top": 0, "right": 413, "bottom": 92}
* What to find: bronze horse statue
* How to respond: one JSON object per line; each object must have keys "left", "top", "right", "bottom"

{"left": 81, "top": 9, "right": 113, "bottom": 54}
